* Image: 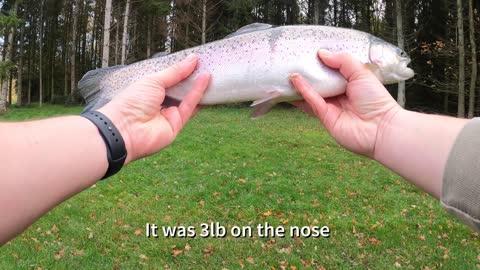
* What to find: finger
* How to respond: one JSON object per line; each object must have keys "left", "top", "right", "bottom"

{"left": 161, "top": 107, "right": 183, "bottom": 137}
{"left": 289, "top": 74, "right": 328, "bottom": 122}
{"left": 148, "top": 54, "right": 200, "bottom": 88}
{"left": 178, "top": 72, "right": 211, "bottom": 125}
{"left": 290, "top": 101, "right": 316, "bottom": 117}
{"left": 317, "top": 50, "right": 371, "bottom": 82}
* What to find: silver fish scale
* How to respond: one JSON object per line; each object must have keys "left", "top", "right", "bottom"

{"left": 82, "top": 25, "right": 375, "bottom": 110}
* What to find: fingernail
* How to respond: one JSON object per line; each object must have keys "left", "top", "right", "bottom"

{"left": 186, "top": 53, "right": 197, "bottom": 62}
{"left": 289, "top": 73, "right": 301, "bottom": 80}
{"left": 318, "top": 49, "right": 332, "bottom": 57}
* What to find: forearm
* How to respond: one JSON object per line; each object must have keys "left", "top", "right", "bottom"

{"left": 0, "top": 116, "right": 108, "bottom": 244}
{"left": 375, "top": 109, "right": 468, "bottom": 198}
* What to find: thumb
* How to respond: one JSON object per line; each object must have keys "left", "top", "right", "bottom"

{"left": 317, "top": 49, "right": 373, "bottom": 82}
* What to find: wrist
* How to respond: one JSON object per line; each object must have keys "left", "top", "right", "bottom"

{"left": 97, "top": 106, "right": 133, "bottom": 165}
{"left": 373, "top": 105, "right": 406, "bottom": 163}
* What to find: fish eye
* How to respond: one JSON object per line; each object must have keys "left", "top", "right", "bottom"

{"left": 400, "top": 51, "right": 407, "bottom": 57}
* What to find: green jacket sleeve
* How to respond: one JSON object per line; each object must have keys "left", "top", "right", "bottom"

{"left": 441, "top": 118, "right": 480, "bottom": 232}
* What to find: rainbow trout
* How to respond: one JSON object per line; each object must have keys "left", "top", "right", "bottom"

{"left": 79, "top": 23, "right": 414, "bottom": 117}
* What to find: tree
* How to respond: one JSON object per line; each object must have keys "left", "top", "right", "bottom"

{"left": 102, "top": 0, "right": 112, "bottom": 67}
{"left": 71, "top": 0, "right": 80, "bottom": 99}
{"left": 467, "top": 0, "right": 477, "bottom": 118}
{"left": 457, "top": 0, "right": 466, "bottom": 117}
{"left": 17, "top": 9, "right": 25, "bottom": 106}
{"left": 0, "top": 0, "right": 20, "bottom": 113}
{"left": 396, "top": 0, "right": 405, "bottom": 107}
{"left": 121, "top": 0, "right": 131, "bottom": 65}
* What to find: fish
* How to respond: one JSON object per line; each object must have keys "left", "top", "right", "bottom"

{"left": 79, "top": 23, "right": 414, "bottom": 117}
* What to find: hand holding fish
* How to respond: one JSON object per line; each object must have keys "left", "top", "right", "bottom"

{"left": 98, "top": 54, "right": 211, "bottom": 164}
{"left": 290, "top": 50, "right": 401, "bottom": 159}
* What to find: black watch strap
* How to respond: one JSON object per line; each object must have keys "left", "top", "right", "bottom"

{"left": 81, "top": 111, "right": 127, "bottom": 180}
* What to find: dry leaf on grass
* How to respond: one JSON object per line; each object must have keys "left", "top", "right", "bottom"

{"left": 54, "top": 248, "right": 65, "bottom": 260}
{"left": 203, "top": 246, "right": 214, "bottom": 255}
{"left": 172, "top": 249, "right": 184, "bottom": 257}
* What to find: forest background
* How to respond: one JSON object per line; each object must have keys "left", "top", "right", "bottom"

{"left": 0, "top": 0, "right": 478, "bottom": 117}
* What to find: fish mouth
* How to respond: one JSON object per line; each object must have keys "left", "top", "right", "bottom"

{"left": 396, "top": 57, "right": 415, "bottom": 81}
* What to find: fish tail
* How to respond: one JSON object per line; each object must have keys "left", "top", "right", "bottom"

{"left": 78, "top": 65, "right": 125, "bottom": 112}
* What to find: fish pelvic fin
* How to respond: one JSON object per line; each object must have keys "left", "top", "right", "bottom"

{"left": 250, "top": 90, "right": 283, "bottom": 119}
{"left": 252, "top": 102, "right": 277, "bottom": 119}
{"left": 78, "top": 65, "right": 125, "bottom": 112}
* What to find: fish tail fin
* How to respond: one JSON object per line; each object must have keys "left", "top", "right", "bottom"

{"left": 78, "top": 65, "right": 125, "bottom": 112}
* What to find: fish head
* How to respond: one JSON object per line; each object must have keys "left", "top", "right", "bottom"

{"left": 368, "top": 38, "right": 415, "bottom": 84}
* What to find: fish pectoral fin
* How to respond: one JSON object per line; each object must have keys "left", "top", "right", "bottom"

{"left": 250, "top": 91, "right": 283, "bottom": 118}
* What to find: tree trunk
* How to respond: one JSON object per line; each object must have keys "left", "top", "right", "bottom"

{"left": 8, "top": 71, "right": 13, "bottom": 105}
{"left": 0, "top": 0, "right": 19, "bottom": 113}
{"left": 91, "top": 1, "right": 97, "bottom": 68}
{"left": 456, "top": 0, "right": 465, "bottom": 118}
{"left": 115, "top": 16, "right": 120, "bottom": 65}
{"left": 121, "top": 0, "right": 131, "bottom": 65}
{"left": 39, "top": 0, "right": 44, "bottom": 107}
{"left": 202, "top": 0, "right": 207, "bottom": 44}
{"left": 71, "top": 0, "right": 80, "bottom": 98}
{"left": 313, "top": 0, "right": 320, "bottom": 24}
{"left": 102, "top": 0, "right": 112, "bottom": 67}
{"left": 147, "top": 15, "right": 152, "bottom": 58}
{"left": 467, "top": 0, "right": 477, "bottom": 118}
{"left": 17, "top": 17, "right": 25, "bottom": 106}
{"left": 396, "top": 0, "right": 406, "bottom": 108}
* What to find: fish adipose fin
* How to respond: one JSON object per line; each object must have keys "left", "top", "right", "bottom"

{"left": 225, "top": 23, "right": 275, "bottom": 39}
{"left": 78, "top": 65, "right": 125, "bottom": 112}
{"left": 251, "top": 90, "right": 283, "bottom": 119}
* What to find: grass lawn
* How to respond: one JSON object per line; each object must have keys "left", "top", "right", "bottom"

{"left": 0, "top": 104, "right": 478, "bottom": 269}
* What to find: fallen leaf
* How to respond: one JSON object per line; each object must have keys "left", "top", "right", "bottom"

{"left": 238, "top": 258, "right": 245, "bottom": 268}
{"left": 54, "top": 248, "right": 65, "bottom": 260}
{"left": 290, "top": 266, "right": 298, "bottom": 270}
{"left": 185, "top": 243, "right": 191, "bottom": 251}
{"left": 278, "top": 246, "right": 292, "bottom": 254}
{"left": 51, "top": 225, "right": 59, "bottom": 233}
{"left": 237, "top": 178, "right": 247, "bottom": 183}
{"left": 72, "top": 249, "right": 84, "bottom": 256}
{"left": 203, "top": 246, "right": 214, "bottom": 255}
{"left": 246, "top": 257, "right": 254, "bottom": 264}
{"left": 199, "top": 200, "right": 205, "bottom": 207}
{"left": 301, "top": 259, "right": 311, "bottom": 267}
{"left": 264, "top": 210, "right": 272, "bottom": 217}
{"left": 134, "top": 229, "right": 142, "bottom": 236}
{"left": 139, "top": 254, "right": 148, "bottom": 260}
{"left": 88, "top": 232, "right": 94, "bottom": 239}
{"left": 394, "top": 261, "right": 401, "bottom": 268}
{"left": 369, "top": 237, "right": 381, "bottom": 245}
{"left": 172, "top": 249, "right": 184, "bottom": 257}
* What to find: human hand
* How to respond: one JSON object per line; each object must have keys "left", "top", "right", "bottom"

{"left": 290, "top": 50, "right": 403, "bottom": 158}
{"left": 98, "top": 54, "right": 211, "bottom": 164}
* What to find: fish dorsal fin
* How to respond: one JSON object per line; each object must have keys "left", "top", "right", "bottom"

{"left": 78, "top": 65, "right": 125, "bottom": 112}
{"left": 151, "top": 52, "right": 169, "bottom": 58}
{"left": 225, "top": 23, "right": 274, "bottom": 39}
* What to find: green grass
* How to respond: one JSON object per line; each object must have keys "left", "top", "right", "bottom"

{"left": 0, "top": 104, "right": 478, "bottom": 269}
